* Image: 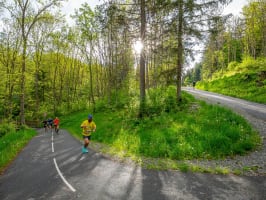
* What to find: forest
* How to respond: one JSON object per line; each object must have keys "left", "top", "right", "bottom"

{"left": 0, "top": 0, "right": 266, "bottom": 175}
{"left": 0, "top": 0, "right": 265, "bottom": 125}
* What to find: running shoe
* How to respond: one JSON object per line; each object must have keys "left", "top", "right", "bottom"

{"left": 82, "top": 147, "right": 88, "bottom": 153}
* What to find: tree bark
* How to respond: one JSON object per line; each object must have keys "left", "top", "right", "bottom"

{"left": 139, "top": 0, "right": 146, "bottom": 116}
{"left": 176, "top": 0, "right": 183, "bottom": 102}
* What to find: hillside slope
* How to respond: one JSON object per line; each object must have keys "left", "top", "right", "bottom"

{"left": 197, "top": 58, "right": 266, "bottom": 104}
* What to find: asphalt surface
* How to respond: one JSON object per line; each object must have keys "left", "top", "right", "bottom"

{"left": 182, "top": 87, "right": 266, "bottom": 122}
{"left": 0, "top": 89, "right": 266, "bottom": 199}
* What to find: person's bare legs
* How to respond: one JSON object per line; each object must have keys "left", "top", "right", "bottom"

{"left": 82, "top": 137, "right": 89, "bottom": 153}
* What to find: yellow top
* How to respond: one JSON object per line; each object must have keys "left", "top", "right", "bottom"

{"left": 81, "top": 120, "right": 96, "bottom": 136}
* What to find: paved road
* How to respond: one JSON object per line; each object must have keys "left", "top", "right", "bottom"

{"left": 0, "top": 127, "right": 266, "bottom": 200}
{"left": 1, "top": 88, "right": 266, "bottom": 199}
{"left": 182, "top": 87, "right": 266, "bottom": 122}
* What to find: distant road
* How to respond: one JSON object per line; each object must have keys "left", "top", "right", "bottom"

{"left": 183, "top": 87, "right": 266, "bottom": 123}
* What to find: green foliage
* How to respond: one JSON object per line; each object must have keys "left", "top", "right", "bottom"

{"left": 94, "top": 98, "right": 110, "bottom": 112}
{"left": 144, "top": 86, "right": 192, "bottom": 116}
{"left": 183, "top": 63, "right": 202, "bottom": 86}
{"left": 227, "top": 61, "right": 239, "bottom": 71}
{"left": 0, "top": 123, "right": 16, "bottom": 138}
{"left": 200, "top": 1, "right": 266, "bottom": 81}
{"left": 0, "top": 128, "right": 36, "bottom": 173}
{"left": 61, "top": 86, "right": 261, "bottom": 162}
{"left": 92, "top": 86, "right": 193, "bottom": 118}
{"left": 242, "top": 1, "right": 266, "bottom": 58}
{"left": 197, "top": 72, "right": 266, "bottom": 104}
{"left": 93, "top": 88, "right": 134, "bottom": 113}
{"left": 197, "top": 57, "right": 266, "bottom": 104}
{"left": 238, "top": 57, "right": 266, "bottom": 72}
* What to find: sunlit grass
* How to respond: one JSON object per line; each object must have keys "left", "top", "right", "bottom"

{"left": 61, "top": 89, "right": 261, "bottom": 171}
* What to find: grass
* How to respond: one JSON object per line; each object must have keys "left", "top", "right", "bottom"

{"left": 0, "top": 127, "right": 36, "bottom": 174}
{"left": 60, "top": 90, "right": 261, "bottom": 174}
{"left": 0, "top": 89, "right": 259, "bottom": 175}
{"left": 197, "top": 72, "right": 266, "bottom": 104}
{"left": 62, "top": 102, "right": 260, "bottom": 160}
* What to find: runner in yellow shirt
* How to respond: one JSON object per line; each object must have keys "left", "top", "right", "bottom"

{"left": 80, "top": 114, "right": 96, "bottom": 153}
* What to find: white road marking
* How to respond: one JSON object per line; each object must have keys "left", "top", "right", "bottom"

{"left": 51, "top": 129, "right": 76, "bottom": 192}
{"left": 53, "top": 158, "right": 76, "bottom": 192}
{"left": 79, "top": 155, "right": 86, "bottom": 161}
{"left": 51, "top": 132, "right": 54, "bottom": 152}
{"left": 52, "top": 142, "right": 54, "bottom": 153}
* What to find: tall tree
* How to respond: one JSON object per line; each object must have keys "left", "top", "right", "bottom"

{"left": 73, "top": 3, "right": 97, "bottom": 109}
{"left": 30, "top": 13, "right": 57, "bottom": 119}
{"left": 170, "top": 0, "right": 232, "bottom": 101}
{"left": 0, "top": 0, "right": 65, "bottom": 124}
{"left": 242, "top": 0, "right": 266, "bottom": 58}
{"left": 0, "top": 18, "right": 21, "bottom": 119}
{"left": 176, "top": 0, "right": 184, "bottom": 101}
{"left": 139, "top": 0, "right": 146, "bottom": 116}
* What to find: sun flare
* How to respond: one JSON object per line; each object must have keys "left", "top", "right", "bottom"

{"left": 133, "top": 40, "right": 143, "bottom": 55}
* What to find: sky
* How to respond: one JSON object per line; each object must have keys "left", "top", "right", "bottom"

{"left": 223, "top": 0, "right": 249, "bottom": 15}
{"left": 62, "top": 0, "right": 249, "bottom": 26}
{"left": 61, "top": 0, "right": 101, "bottom": 25}
{"left": 62, "top": 0, "right": 100, "bottom": 12}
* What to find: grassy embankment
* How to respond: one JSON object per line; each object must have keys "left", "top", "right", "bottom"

{"left": 0, "top": 124, "right": 36, "bottom": 174}
{"left": 61, "top": 86, "right": 261, "bottom": 174}
{"left": 196, "top": 57, "right": 266, "bottom": 104}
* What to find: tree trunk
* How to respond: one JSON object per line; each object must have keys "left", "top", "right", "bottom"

{"left": 89, "top": 38, "right": 95, "bottom": 110}
{"left": 20, "top": 36, "right": 27, "bottom": 125}
{"left": 176, "top": 0, "right": 183, "bottom": 102}
{"left": 139, "top": 0, "right": 146, "bottom": 116}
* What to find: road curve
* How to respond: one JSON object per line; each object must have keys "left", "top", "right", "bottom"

{"left": 182, "top": 87, "right": 266, "bottom": 122}
{"left": 183, "top": 87, "right": 266, "bottom": 175}
{"left": 0, "top": 131, "right": 265, "bottom": 199}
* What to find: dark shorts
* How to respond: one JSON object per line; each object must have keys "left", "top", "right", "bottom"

{"left": 83, "top": 135, "right": 91, "bottom": 140}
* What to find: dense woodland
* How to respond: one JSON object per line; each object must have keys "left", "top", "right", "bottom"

{"left": 184, "top": 0, "right": 266, "bottom": 84}
{"left": 0, "top": 0, "right": 265, "bottom": 125}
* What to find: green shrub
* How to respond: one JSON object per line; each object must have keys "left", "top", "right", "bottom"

{"left": 95, "top": 98, "right": 109, "bottom": 112}
{"left": 0, "top": 123, "right": 16, "bottom": 138}
{"left": 228, "top": 61, "right": 239, "bottom": 71}
{"left": 196, "top": 71, "right": 266, "bottom": 104}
